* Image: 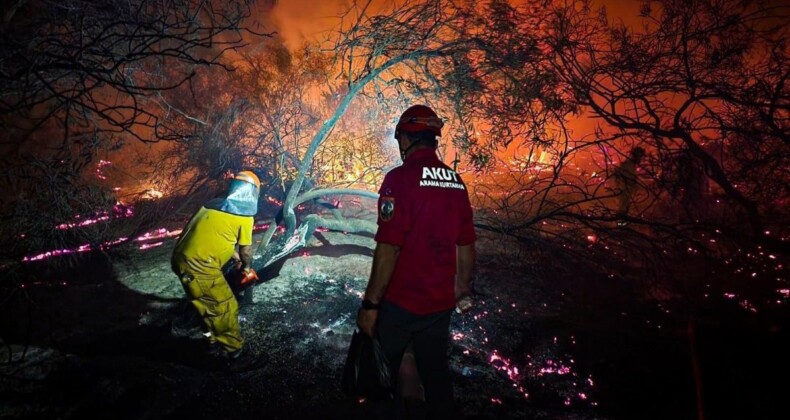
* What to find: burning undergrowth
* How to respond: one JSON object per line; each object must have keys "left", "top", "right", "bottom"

{"left": 0, "top": 224, "right": 608, "bottom": 420}
{"left": 1, "top": 220, "right": 787, "bottom": 419}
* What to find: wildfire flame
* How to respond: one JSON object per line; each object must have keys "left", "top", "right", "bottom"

{"left": 56, "top": 204, "right": 134, "bottom": 230}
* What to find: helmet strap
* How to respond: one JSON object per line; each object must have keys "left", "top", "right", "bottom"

{"left": 399, "top": 143, "right": 410, "bottom": 161}
{"left": 399, "top": 137, "right": 429, "bottom": 161}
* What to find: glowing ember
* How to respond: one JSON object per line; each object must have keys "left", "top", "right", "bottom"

{"left": 55, "top": 204, "right": 134, "bottom": 230}
{"left": 488, "top": 350, "right": 527, "bottom": 398}
{"left": 56, "top": 215, "right": 110, "bottom": 230}
{"left": 738, "top": 299, "right": 758, "bottom": 313}
{"left": 266, "top": 196, "right": 283, "bottom": 206}
{"left": 95, "top": 160, "right": 111, "bottom": 180}
{"left": 135, "top": 228, "right": 182, "bottom": 242}
{"left": 141, "top": 188, "right": 164, "bottom": 200}
{"left": 22, "top": 245, "right": 92, "bottom": 262}
{"left": 537, "top": 359, "right": 572, "bottom": 376}
{"left": 253, "top": 223, "right": 270, "bottom": 232}
{"left": 22, "top": 237, "right": 129, "bottom": 262}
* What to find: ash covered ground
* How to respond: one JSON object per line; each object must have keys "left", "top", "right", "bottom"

{"left": 1, "top": 212, "right": 788, "bottom": 419}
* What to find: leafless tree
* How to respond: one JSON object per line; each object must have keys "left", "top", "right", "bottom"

{"left": 274, "top": 0, "right": 788, "bottom": 307}
{"left": 538, "top": 3, "right": 789, "bottom": 413}
{"left": 541, "top": 0, "right": 788, "bottom": 254}
{"left": 248, "top": 0, "right": 563, "bottom": 263}
{"left": 0, "top": 0, "right": 267, "bottom": 271}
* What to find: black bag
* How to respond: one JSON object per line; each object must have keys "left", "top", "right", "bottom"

{"left": 341, "top": 329, "right": 393, "bottom": 400}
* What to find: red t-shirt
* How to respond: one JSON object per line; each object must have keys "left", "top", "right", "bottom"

{"left": 375, "top": 148, "right": 476, "bottom": 314}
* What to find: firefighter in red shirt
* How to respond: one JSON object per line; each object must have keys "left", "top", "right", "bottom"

{"left": 357, "top": 105, "right": 477, "bottom": 419}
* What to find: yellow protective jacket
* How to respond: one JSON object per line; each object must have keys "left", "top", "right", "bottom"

{"left": 172, "top": 206, "right": 253, "bottom": 276}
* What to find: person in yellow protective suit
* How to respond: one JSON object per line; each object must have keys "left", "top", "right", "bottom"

{"left": 171, "top": 170, "right": 260, "bottom": 360}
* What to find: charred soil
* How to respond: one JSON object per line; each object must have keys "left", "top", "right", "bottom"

{"left": 1, "top": 229, "right": 788, "bottom": 420}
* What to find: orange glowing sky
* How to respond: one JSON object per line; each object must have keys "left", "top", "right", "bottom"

{"left": 102, "top": 0, "right": 676, "bottom": 195}
{"left": 262, "top": 0, "right": 649, "bottom": 155}
{"left": 268, "top": 0, "right": 645, "bottom": 47}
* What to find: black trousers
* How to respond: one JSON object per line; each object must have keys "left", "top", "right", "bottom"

{"left": 374, "top": 300, "right": 455, "bottom": 420}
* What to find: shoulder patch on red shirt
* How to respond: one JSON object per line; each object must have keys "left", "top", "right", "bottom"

{"left": 379, "top": 196, "right": 395, "bottom": 221}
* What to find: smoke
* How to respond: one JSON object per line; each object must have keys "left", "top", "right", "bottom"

{"left": 265, "top": 1, "right": 424, "bottom": 50}
{"left": 266, "top": 0, "right": 352, "bottom": 49}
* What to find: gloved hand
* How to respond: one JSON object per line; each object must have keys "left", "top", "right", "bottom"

{"left": 240, "top": 267, "right": 259, "bottom": 285}
{"left": 456, "top": 295, "right": 473, "bottom": 314}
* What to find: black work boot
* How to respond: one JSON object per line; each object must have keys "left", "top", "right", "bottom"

{"left": 226, "top": 347, "right": 243, "bottom": 360}
{"left": 206, "top": 342, "right": 224, "bottom": 358}
{"left": 197, "top": 342, "right": 228, "bottom": 370}
{"left": 225, "top": 347, "right": 268, "bottom": 372}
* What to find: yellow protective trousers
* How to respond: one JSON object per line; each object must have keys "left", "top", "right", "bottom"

{"left": 176, "top": 269, "right": 243, "bottom": 353}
